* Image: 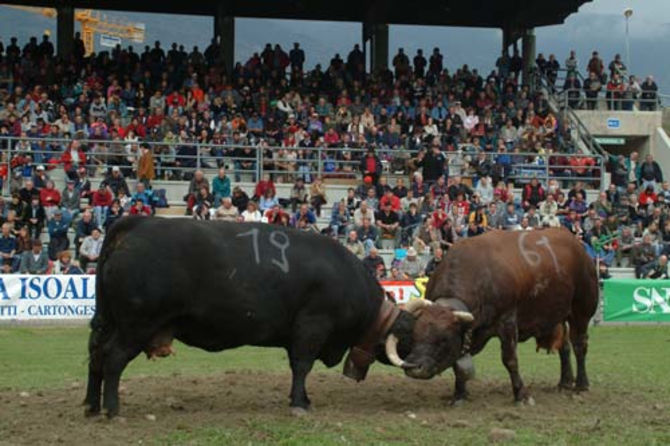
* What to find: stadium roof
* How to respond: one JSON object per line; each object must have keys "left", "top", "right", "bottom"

{"left": 8, "top": 0, "right": 591, "bottom": 28}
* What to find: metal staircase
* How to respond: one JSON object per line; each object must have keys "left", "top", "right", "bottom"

{"left": 532, "top": 68, "right": 607, "bottom": 158}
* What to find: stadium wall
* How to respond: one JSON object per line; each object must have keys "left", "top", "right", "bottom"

{"left": 575, "top": 110, "right": 663, "bottom": 157}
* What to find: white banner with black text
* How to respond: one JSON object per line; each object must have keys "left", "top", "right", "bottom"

{"left": 0, "top": 275, "right": 96, "bottom": 321}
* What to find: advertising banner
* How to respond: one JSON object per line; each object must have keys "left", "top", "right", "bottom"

{"left": 380, "top": 277, "right": 428, "bottom": 304}
{"left": 100, "top": 34, "right": 122, "bottom": 48}
{"left": 603, "top": 279, "right": 670, "bottom": 322}
{"left": 0, "top": 275, "right": 96, "bottom": 321}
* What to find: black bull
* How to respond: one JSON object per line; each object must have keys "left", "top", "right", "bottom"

{"left": 84, "top": 217, "right": 395, "bottom": 417}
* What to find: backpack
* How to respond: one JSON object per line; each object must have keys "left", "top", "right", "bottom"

{"left": 153, "top": 188, "right": 169, "bottom": 208}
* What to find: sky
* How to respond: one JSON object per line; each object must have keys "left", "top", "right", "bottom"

{"left": 0, "top": 0, "right": 667, "bottom": 91}
{"left": 577, "top": 0, "right": 668, "bottom": 35}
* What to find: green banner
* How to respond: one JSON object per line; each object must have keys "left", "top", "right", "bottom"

{"left": 604, "top": 279, "right": 670, "bottom": 322}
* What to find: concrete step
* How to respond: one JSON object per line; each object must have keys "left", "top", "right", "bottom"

{"left": 609, "top": 267, "right": 636, "bottom": 279}
{"left": 155, "top": 207, "right": 186, "bottom": 216}
{"left": 38, "top": 167, "right": 604, "bottom": 212}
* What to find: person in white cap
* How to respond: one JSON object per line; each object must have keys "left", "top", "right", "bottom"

{"left": 105, "top": 165, "right": 130, "bottom": 197}
{"left": 399, "top": 247, "right": 426, "bottom": 279}
{"left": 33, "top": 165, "right": 49, "bottom": 189}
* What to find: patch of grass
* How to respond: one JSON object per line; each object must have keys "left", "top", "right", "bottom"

{"left": 1, "top": 325, "right": 670, "bottom": 445}
{"left": 3, "top": 325, "right": 670, "bottom": 391}
{"left": 0, "top": 325, "right": 290, "bottom": 390}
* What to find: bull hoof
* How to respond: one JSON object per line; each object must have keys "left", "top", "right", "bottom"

{"left": 104, "top": 408, "right": 119, "bottom": 419}
{"left": 450, "top": 398, "right": 466, "bottom": 407}
{"left": 84, "top": 406, "right": 101, "bottom": 417}
{"left": 515, "top": 396, "right": 535, "bottom": 407}
{"left": 574, "top": 385, "right": 589, "bottom": 392}
{"left": 557, "top": 382, "right": 574, "bottom": 391}
{"left": 290, "top": 407, "right": 309, "bottom": 417}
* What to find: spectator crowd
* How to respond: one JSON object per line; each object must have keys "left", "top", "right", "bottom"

{"left": 0, "top": 35, "right": 665, "bottom": 278}
{"left": 533, "top": 50, "right": 659, "bottom": 111}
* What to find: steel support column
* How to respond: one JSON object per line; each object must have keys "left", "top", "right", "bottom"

{"left": 522, "top": 28, "right": 536, "bottom": 86}
{"left": 56, "top": 5, "right": 74, "bottom": 59}
{"left": 214, "top": 3, "right": 235, "bottom": 77}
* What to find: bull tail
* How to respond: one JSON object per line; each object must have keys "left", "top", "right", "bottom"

{"left": 535, "top": 322, "right": 568, "bottom": 354}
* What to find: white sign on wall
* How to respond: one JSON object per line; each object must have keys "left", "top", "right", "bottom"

{"left": 606, "top": 118, "right": 621, "bottom": 129}
{"left": 100, "top": 34, "right": 122, "bottom": 48}
{"left": 0, "top": 275, "right": 96, "bottom": 321}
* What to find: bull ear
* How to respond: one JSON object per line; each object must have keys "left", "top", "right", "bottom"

{"left": 453, "top": 311, "right": 474, "bottom": 324}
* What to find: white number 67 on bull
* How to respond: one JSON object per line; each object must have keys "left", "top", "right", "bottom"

{"left": 518, "top": 232, "right": 559, "bottom": 273}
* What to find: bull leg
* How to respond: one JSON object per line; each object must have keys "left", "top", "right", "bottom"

{"left": 288, "top": 356, "right": 314, "bottom": 412}
{"left": 84, "top": 327, "right": 104, "bottom": 416}
{"left": 102, "top": 338, "right": 140, "bottom": 418}
{"left": 450, "top": 364, "right": 469, "bottom": 405}
{"left": 287, "top": 315, "right": 332, "bottom": 413}
{"left": 570, "top": 319, "right": 590, "bottom": 391}
{"left": 498, "top": 315, "right": 532, "bottom": 404}
{"left": 558, "top": 335, "right": 575, "bottom": 390}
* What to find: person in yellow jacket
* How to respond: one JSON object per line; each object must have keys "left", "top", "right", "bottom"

{"left": 468, "top": 205, "right": 488, "bottom": 231}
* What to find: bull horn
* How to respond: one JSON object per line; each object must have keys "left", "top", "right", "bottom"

{"left": 453, "top": 311, "right": 474, "bottom": 323}
{"left": 404, "top": 298, "right": 433, "bottom": 316}
{"left": 384, "top": 334, "right": 416, "bottom": 369}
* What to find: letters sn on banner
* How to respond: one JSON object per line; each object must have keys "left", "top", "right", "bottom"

{"left": 0, "top": 275, "right": 96, "bottom": 321}
{"left": 603, "top": 279, "right": 670, "bottom": 322}
{"left": 632, "top": 286, "right": 670, "bottom": 314}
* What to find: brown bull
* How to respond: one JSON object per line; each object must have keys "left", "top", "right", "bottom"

{"left": 381, "top": 228, "right": 598, "bottom": 404}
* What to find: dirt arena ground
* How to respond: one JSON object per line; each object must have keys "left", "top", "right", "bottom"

{"left": 1, "top": 326, "right": 669, "bottom": 445}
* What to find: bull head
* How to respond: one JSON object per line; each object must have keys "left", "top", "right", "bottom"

{"left": 384, "top": 299, "right": 474, "bottom": 379}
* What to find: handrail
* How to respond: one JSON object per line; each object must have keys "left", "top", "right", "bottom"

{"left": 558, "top": 88, "right": 660, "bottom": 110}
{"left": 658, "top": 93, "right": 670, "bottom": 108}
{"left": 534, "top": 69, "right": 608, "bottom": 158}
{"left": 0, "top": 136, "right": 605, "bottom": 197}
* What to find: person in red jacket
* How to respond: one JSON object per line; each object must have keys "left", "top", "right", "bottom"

{"left": 166, "top": 90, "right": 186, "bottom": 112}
{"left": 61, "top": 140, "right": 87, "bottom": 180}
{"left": 264, "top": 204, "right": 289, "bottom": 224}
{"left": 254, "top": 173, "right": 276, "bottom": 200}
{"left": 129, "top": 198, "right": 152, "bottom": 216}
{"left": 323, "top": 127, "right": 340, "bottom": 146}
{"left": 39, "top": 180, "right": 61, "bottom": 220}
{"left": 379, "top": 189, "right": 401, "bottom": 212}
{"left": 0, "top": 159, "right": 7, "bottom": 191}
{"left": 91, "top": 184, "right": 113, "bottom": 228}
{"left": 522, "top": 177, "right": 546, "bottom": 211}
{"left": 146, "top": 108, "right": 165, "bottom": 129}
{"left": 639, "top": 185, "right": 658, "bottom": 207}
{"left": 124, "top": 117, "right": 147, "bottom": 138}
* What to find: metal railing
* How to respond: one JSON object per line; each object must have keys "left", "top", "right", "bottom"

{"left": 533, "top": 66, "right": 663, "bottom": 111}
{"left": 0, "top": 136, "right": 605, "bottom": 194}
{"left": 557, "top": 89, "right": 660, "bottom": 112}
{"left": 534, "top": 71, "right": 608, "bottom": 158}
